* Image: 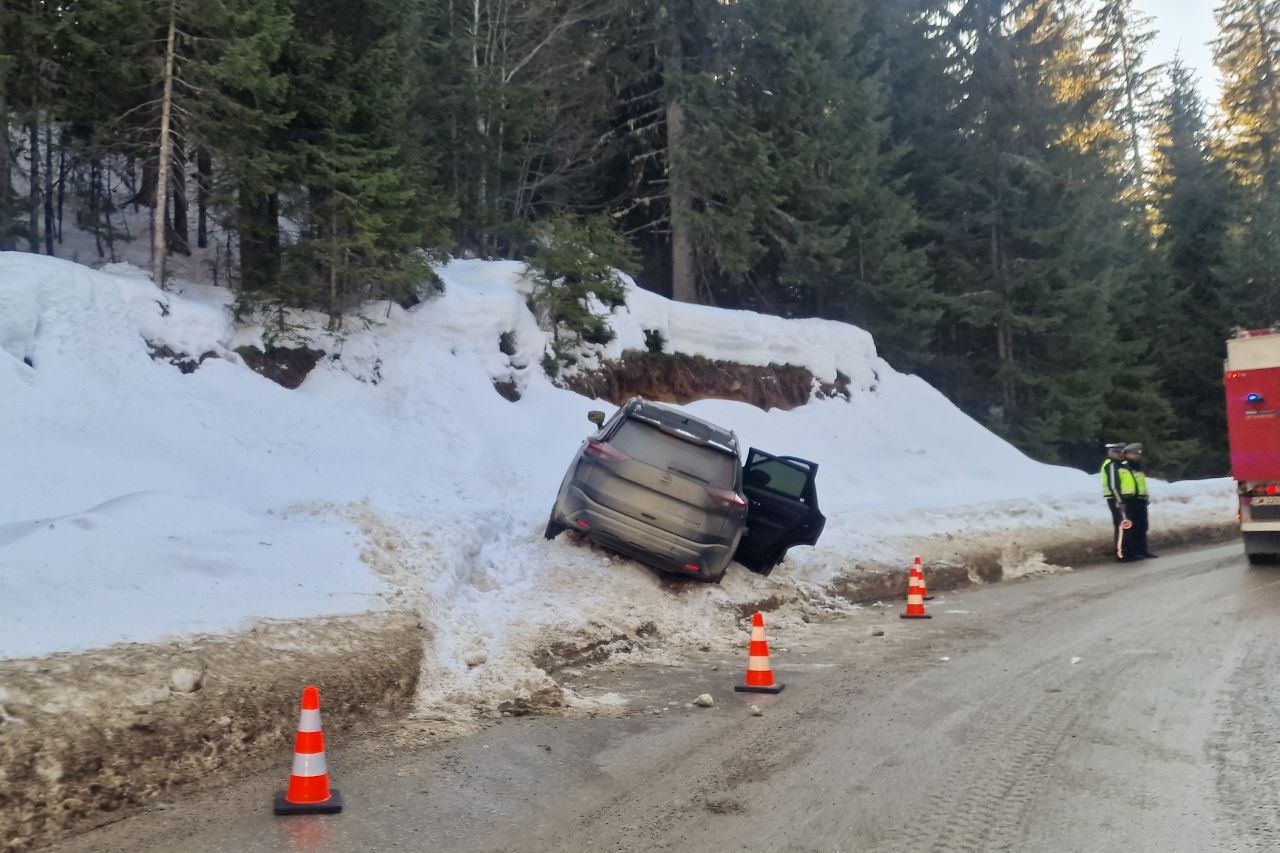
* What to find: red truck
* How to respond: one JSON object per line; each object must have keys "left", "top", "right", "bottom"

{"left": 1226, "top": 328, "right": 1280, "bottom": 563}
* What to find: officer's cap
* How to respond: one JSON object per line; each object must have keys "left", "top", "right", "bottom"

{"left": 1104, "top": 442, "right": 1126, "bottom": 451}
{"left": 1123, "top": 442, "right": 1143, "bottom": 454}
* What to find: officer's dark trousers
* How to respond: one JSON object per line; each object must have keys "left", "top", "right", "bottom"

{"left": 1128, "top": 499, "right": 1149, "bottom": 556}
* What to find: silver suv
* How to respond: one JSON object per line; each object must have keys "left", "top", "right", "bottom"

{"left": 545, "top": 397, "right": 825, "bottom": 581}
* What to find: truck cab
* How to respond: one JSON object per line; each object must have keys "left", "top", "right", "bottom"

{"left": 1225, "top": 328, "right": 1280, "bottom": 563}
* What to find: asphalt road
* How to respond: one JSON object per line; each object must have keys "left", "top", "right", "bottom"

{"left": 46, "top": 542, "right": 1280, "bottom": 853}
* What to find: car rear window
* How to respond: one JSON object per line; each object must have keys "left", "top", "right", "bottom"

{"left": 611, "top": 419, "right": 738, "bottom": 486}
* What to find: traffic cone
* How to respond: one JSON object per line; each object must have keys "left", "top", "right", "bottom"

{"left": 915, "top": 556, "right": 934, "bottom": 600}
{"left": 901, "top": 567, "right": 932, "bottom": 619}
{"left": 734, "top": 612, "right": 784, "bottom": 694}
{"left": 274, "top": 686, "right": 343, "bottom": 815}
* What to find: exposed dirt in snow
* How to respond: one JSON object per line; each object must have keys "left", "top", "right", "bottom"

{"left": 562, "top": 350, "right": 851, "bottom": 410}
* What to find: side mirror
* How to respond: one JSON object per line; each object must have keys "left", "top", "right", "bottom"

{"left": 587, "top": 410, "right": 605, "bottom": 427}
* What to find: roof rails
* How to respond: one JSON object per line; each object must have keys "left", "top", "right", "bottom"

{"left": 626, "top": 397, "right": 740, "bottom": 455}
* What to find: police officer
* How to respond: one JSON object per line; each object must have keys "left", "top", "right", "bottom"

{"left": 1101, "top": 442, "right": 1127, "bottom": 557}
{"left": 1124, "top": 443, "right": 1156, "bottom": 558}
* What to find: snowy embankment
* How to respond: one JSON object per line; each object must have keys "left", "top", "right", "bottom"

{"left": 0, "top": 252, "right": 1234, "bottom": 711}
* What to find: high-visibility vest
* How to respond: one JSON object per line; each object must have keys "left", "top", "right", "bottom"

{"left": 1117, "top": 465, "right": 1138, "bottom": 499}
{"left": 1134, "top": 468, "right": 1148, "bottom": 499}
{"left": 1101, "top": 458, "right": 1121, "bottom": 498}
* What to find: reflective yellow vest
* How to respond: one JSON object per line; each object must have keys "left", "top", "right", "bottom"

{"left": 1133, "top": 468, "right": 1148, "bottom": 499}
{"left": 1101, "top": 458, "right": 1121, "bottom": 498}
{"left": 1116, "top": 465, "right": 1138, "bottom": 499}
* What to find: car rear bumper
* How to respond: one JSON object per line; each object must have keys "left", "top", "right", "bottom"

{"left": 554, "top": 485, "right": 735, "bottom": 578}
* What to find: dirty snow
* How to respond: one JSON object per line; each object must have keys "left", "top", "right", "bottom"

{"left": 0, "top": 251, "right": 1236, "bottom": 713}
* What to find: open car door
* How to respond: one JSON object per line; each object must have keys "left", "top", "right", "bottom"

{"left": 733, "top": 448, "right": 826, "bottom": 575}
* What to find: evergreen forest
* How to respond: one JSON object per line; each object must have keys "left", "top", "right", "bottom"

{"left": 1, "top": 0, "right": 1277, "bottom": 477}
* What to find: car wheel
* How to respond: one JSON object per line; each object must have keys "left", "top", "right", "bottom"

{"left": 544, "top": 512, "right": 567, "bottom": 541}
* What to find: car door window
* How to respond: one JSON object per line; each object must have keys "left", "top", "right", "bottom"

{"left": 744, "top": 452, "right": 812, "bottom": 502}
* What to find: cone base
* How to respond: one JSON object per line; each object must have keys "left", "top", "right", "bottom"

{"left": 735, "top": 682, "right": 784, "bottom": 694}
{"left": 900, "top": 613, "right": 932, "bottom": 619}
{"left": 274, "top": 789, "right": 343, "bottom": 815}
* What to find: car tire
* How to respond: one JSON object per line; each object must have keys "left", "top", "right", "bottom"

{"left": 544, "top": 512, "right": 567, "bottom": 541}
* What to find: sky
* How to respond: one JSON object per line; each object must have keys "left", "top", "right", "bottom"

{"left": 1140, "top": 0, "right": 1220, "bottom": 104}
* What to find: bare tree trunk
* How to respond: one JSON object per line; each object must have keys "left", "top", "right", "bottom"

{"left": 151, "top": 0, "right": 178, "bottom": 286}
{"left": 472, "top": 0, "right": 489, "bottom": 254}
{"left": 170, "top": 136, "right": 189, "bottom": 255}
{"left": 238, "top": 190, "right": 280, "bottom": 291}
{"left": 90, "top": 161, "right": 104, "bottom": 257}
{"left": 329, "top": 209, "right": 340, "bottom": 326}
{"left": 27, "top": 122, "right": 39, "bottom": 253}
{"left": 105, "top": 168, "right": 117, "bottom": 262}
{"left": 43, "top": 125, "right": 53, "bottom": 254}
{"left": 663, "top": 15, "right": 695, "bottom": 304}
{"left": 196, "top": 149, "right": 210, "bottom": 249}
{"left": 56, "top": 132, "right": 66, "bottom": 243}
{"left": 0, "top": 89, "right": 11, "bottom": 251}
{"left": 991, "top": 222, "right": 1014, "bottom": 414}
{"left": 1117, "top": 23, "right": 1144, "bottom": 186}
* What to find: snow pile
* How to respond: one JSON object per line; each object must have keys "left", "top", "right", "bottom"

{"left": 0, "top": 252, "right": 1235, "bottom": 710}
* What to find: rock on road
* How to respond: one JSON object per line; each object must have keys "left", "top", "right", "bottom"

{"left": 46, "top": 542, "right": 1280, "bottom": 853}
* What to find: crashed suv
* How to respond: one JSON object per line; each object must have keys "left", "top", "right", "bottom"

{"left": 544, "top": 397, "right": 825, "bottom": 581}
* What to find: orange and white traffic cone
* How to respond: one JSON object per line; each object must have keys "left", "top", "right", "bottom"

{"left": 734, "top": 612, "right": 784, "bottom": 694}
{"left": 915, "top": 556, "right": 934, "bottom": 601}
{"left": 901, "top": 566, "right": 932, "bottom": 619}
{"left": 274, "top": 686, "right": 343, "bottom": 815}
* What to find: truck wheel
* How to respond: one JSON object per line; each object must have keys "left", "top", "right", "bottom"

{"left": 544, "top": 512, "right": 567, "bottom": 541}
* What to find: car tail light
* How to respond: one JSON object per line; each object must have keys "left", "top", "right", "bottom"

{"left": 576, "top": 519, "right": 591, "bottom": 528}
{"left": 684, "top": 563, "right": 701, "bottom": 573}
{"left": 584, "top": 441, "right": 628, "bottom": 462}
{"left": 706, "top": 487, "right": 747, "bottom": 508}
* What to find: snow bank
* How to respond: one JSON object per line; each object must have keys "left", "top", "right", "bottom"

{"left": 0, "top": 252, "right": 1235, "bottom": 708}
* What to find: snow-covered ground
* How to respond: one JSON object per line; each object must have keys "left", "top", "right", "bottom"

{"left": 0, "top": 251, "right": 1235, "bottom": 711}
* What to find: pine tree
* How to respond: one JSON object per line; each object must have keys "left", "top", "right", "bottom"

{"left": 1214, "top": 0, "right": 1280, "bottom": 321}
{"left": 1088, "top": 0, "right": 1161, "bottom": 194}
{"left": 524, "top": 214, "right": 635, "bottom": 373}
{"left": 1147, "top": 60, "right": 1235, "bottom": 476}
{"left": 912, "top": 0, "right": 1140, "bottom": 460}
{"left": 266, "top": 0, "right": 450, "bottom": 321}
{"left": 721, "top": 0, "right": 936, "bottom": 368}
